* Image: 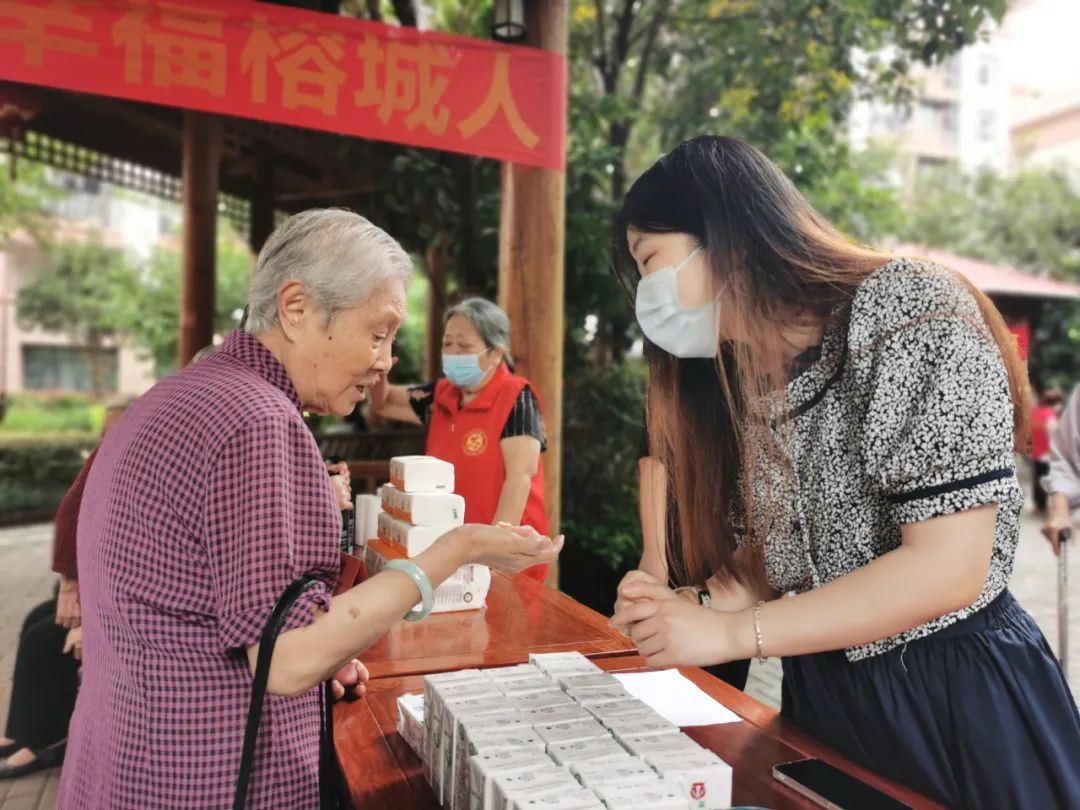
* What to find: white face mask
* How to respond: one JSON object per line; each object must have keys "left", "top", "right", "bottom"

{"left": 634, "top": 247, "right": 719, "bottom": 358}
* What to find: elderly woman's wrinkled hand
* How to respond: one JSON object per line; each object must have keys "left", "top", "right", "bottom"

{"left": 330, "top": 658, "right": 369, "bottom": 701}
{"left": 326, "top": 462, "right": 353, "bottom": 511}
{"left": 63, "top": 625, "right": 84, "bottom": 662}
{"left": 459, "top": 523, "right": 563, "bottom": 574}
{"left": 56, "top": 574, "right": 81, "bottom": 629}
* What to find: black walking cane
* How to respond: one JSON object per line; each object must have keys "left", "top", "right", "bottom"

{"left": 1060, "top": 527, "right": 1071, "bottom": 679}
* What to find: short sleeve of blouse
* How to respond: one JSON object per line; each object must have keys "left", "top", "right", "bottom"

{"left": 203, "top": 415, "right": 337, "bottom": 651}
{"left": 856, "top": 265, "right": 1017, "bottom": 525}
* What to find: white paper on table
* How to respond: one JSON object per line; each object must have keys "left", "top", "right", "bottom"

{"left": 612, "top": 669, "right": 741, "bottom": 727}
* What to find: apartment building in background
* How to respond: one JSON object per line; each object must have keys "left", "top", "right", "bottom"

{"left": 0, "top": 173, "right": 178, "bottom": 398}
{"left": 850, "top": 31, "right": 1011, "bottom": 182}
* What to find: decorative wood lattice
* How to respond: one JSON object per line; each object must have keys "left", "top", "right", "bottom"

{"left": 2, "top": 131, "right": 251, "bottom": 234}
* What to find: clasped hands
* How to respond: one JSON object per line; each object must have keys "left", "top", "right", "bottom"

{"left": 610, "top": 570, "right": 748, "bottom": 669}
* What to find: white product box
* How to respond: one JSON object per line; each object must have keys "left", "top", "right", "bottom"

{"left": 396, "top": 693, "right": 425, "bottom": 757}
{"left": 511, "top": 787, "right": 605, "bottom": 810}
{"left": 525, "top": 703, "right": 595, "bottom": 726}
{"left": 569, "top": 759, "right": 659, "bottom": 790}
{"left": 528, "top": 652, "right": 599, "bottom": 675}
{"left": 424, "top": 671, "right": 483, "bottom": 789}
{"left": 387, "top": 515, "right": 449, "bottom": 556}
{"left": 608, "top": 717, "right": 680, "bottom": 746}
{"left": 439, "top": 693, "right": 509, "bottom": 806}
{"left": 425, "top": 677, "right": 500, "bottom": 801}
{"left": 552, "top": 672, "right": 620, "bottom": 691}
{"left": 423, "top": 564, "right": 492, "bottom": 614}
{"left": 533, "top": 718, "right": 610, "bottom": 748}
{"left": 512, "top": 690, "right": 578, "bottom": 713}
{"left": 355, "top": 493, "right": 380, "bottom": 547}
{"left": 469, "top": 750, "right": 555, "bottom": 810}
{"left": 546, "top": 738, "right": 632, "bottom": 767}
{"left": 390, "top": 455, "right": 455, "bottom": 494}
{"left": 593, "top": 780, "right": 690, "bottom": 810}
{"left": 377, "top": 510, "right": 396, "bottom": 542}
{"left": 619, "top": 733, "right": 704, "bottom": 759}
{"left": 483, "top": 664, "right": 542, "bottom": 682}
{"left": 645, "top": 751, "right": 733, "bottom": 810}
{"left": 381, "top": 483, "right": 466, "bottom": 526}
{"left": 562, "top": 685, "right": 630, "bottom": 706}
{"left": 498, "top": 677, "right": 567, "bottom": 697}
{"left": 452, "top": 723, "right": 545, "bottom": 810}
{"left": 493, "top": 768, "right": 577, "bottom": 810}
{"left": 587, "top": 702, "right": 666, "bottom": 728}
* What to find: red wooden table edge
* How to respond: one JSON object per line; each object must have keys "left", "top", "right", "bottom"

{"left": 363, "top": 572, "right": 637, "bottom": 679}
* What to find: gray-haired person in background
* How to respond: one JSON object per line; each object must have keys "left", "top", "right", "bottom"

{"left": 1042, "top": 383, "right": 1080, "bottom": 555}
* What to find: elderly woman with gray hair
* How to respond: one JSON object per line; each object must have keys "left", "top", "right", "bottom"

{"left": 370, "top": 298, "right": 552, "bottom": 582}
{"left": 57, "top": 210, "right": 561, "bottom": 810}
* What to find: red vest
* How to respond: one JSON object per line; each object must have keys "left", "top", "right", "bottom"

{"left": 427, "top": 364, "right": 549, "bottom": 583}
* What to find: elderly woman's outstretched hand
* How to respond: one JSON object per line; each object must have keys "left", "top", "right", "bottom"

{"left": 455, "top": 523, "right": 563, "bottom": 574}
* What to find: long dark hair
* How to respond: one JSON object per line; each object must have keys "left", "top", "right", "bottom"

{"left": 613, "top": 136, "right": 1029, "bottom": 588}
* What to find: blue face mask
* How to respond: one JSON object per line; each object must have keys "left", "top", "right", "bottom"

{"left": 634, "top": 247, "right": 719, "bottom": 358}
{"left": 442, "top": 351, "right": 490, "bottom": 389}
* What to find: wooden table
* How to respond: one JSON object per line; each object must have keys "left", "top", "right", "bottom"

{"left": 335, "top": 655, "right": 943, "bottom": 810}
{"left": 361, "top": 570, "right": 637, "bottom": 679}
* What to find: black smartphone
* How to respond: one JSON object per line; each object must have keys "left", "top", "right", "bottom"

{"left": 772, "top": 759, "right": 913, "bottom": 810}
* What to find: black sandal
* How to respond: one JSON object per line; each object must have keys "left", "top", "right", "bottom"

{"left": 0, "top": 741, "right": 65, "bottom": 780}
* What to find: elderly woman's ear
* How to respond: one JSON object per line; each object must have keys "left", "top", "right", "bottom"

{"left": 277, "top": 281, "right": 312, "bottom": 339}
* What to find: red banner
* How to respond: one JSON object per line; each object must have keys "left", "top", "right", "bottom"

{"left": 0, "top": 0, "right": 566, "bottom": 170}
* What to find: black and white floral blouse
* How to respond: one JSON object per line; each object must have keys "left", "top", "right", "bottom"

{"left": 751, "top": 257, "right": 1022, "bottom": 661}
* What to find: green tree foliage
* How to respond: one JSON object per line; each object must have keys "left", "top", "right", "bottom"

{"left": 128, "top": 222, "right": 252, "bottom": 377}
{"left": 896, "top": 163, "right": 1080, "bottom": 391}
{"left": 16, "top": 238, "right": 139, "bottom": 397}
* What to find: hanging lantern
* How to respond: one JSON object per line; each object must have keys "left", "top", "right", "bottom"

{"left": 492, "top": 0, "right": 526, "bottom": 43}
{"left": 0, "top": 82, "right": 41, "bottom": 139}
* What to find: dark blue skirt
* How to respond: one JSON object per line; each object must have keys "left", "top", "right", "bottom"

{"left": 781, "top": 591, "right": 1080, "bottom": 809}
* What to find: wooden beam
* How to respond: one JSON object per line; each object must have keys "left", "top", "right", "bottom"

{"left": 179, "top": 110, "right": 222, "bottom": 368}
{"left": 498, "top": 0, "right": 568, "bottom": 586}
{"left": 424, "top": 240, "right": 448, "bottom": 381}
{"left": 249, "top": 156, "right": 275, "bottom": 255}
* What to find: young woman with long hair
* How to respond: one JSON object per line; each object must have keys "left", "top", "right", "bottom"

{"left": 609, "top": 136, "right": 1080, "bottom": 809}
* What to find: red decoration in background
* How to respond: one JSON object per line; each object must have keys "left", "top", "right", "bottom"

{"left": 0, "top": 0, "right": 566, "bottom": 169}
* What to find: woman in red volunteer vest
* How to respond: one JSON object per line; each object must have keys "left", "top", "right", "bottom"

{"left": 371, "top": 298, "right": 550, "bottom": 582}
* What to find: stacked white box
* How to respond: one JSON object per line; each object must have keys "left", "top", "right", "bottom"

{"left": 377, "top": 456, "right": 490, "bottom": 613}
{"left": 645, "top": 750, "right": 733, "bottom": 810}
{"left": 493, "top": 767, "right": 576, "bottom": 810}
{"left": 593, "top": 780, "right": 689, "bottom": 810}
{"left": 406, "top": 660, "right": 734, "bottom": 810}
{"left": 381, "top": 483, "right": 466, "bottom": 526}
{"left": 390, "top": 455, "right": 456, "bottom": 493}
{"left": 397, "top": 693, "right": 425, "bottom": 756}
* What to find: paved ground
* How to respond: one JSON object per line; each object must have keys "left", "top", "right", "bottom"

{"left": 1, "top": 499, "right": 1076, "bottom": 808}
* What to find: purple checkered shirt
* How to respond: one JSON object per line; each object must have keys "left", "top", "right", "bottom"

{"left": 59, "top": 331, "right": 341, "bottom": 809}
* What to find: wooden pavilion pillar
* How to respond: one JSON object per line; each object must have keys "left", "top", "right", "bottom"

{"left": 424, "top": 239, "right": 448, "bottom": 381}
{"left": 178, "top": 110, "right": 222, "bottom": 367}
{"left": 497, "top": 1, "right": 568, "bottom": 586}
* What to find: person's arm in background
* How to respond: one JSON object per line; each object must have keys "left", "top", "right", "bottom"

{"left": 637, "top": 456, "right": 669, "bottom": 583}
{"left": 1042, "top": 385, "right": 1080, "bottom": 555}
{"left": 492, "top": 436, "right": 542, "bottom": 526}
{"left": 53, "top": 450, "right": 97, "bottom": 629}
{"left": 365, "top": 357, "right": 423, "bottom": 424}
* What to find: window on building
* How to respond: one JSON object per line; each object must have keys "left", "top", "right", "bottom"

{"left": 22, "top": 345, "right": 119, "bottom": 393}
{"left": 978, "top": 57, "right": 996, "bottom": 86}
{"left": 942, "top": 58, "right": 961, "bottom": 89}
{"left": 977, "top": 110, "right": 997, "bottom": 142}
